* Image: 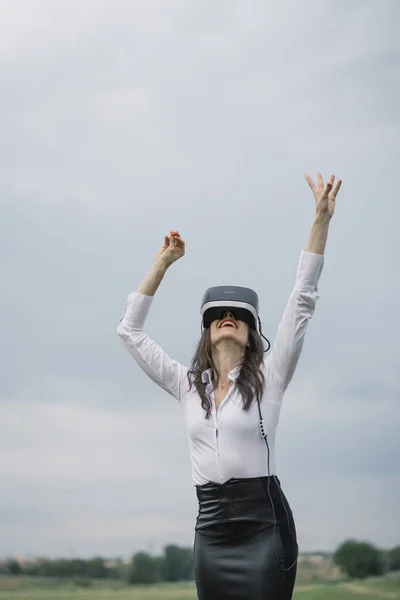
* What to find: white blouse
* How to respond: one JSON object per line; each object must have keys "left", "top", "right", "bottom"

{"left": 117, "top": 249, "right": 324, "bottom": 486}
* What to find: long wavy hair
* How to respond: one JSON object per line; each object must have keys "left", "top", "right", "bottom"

{"left": 187, "top": 326, "right": 266, "bottom": 419}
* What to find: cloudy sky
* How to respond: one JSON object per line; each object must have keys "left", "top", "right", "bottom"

{"left": 1, "top": 0, "right": 399, "bottom": 559}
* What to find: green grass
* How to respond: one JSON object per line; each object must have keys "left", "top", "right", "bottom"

{"left": 364, "top": 576, "right": 400, "bottom": 593}
{"left": 0, "top": 577, "right": 398, "bottom": 600}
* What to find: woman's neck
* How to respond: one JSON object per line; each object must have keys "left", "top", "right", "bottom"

{"left": 211, "top": 342, "right": 244, "bottom": 387}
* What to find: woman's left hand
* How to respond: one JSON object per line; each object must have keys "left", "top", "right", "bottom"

{"left": 305, "top": 173, "right": 342, "bottom": 220}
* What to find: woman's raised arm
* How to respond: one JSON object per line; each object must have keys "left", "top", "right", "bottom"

{"left": 117, "top": 231, "right": 187, "bottom": 401}
{"left": 266, "top": 173, "right": 342, "bottom": 390}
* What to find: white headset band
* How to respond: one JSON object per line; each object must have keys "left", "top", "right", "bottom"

{"left": 201, "top": 300, "right": 260, "bottom": 332}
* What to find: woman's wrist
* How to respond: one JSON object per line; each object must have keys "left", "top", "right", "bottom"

{"left": 306, "top": 213, "right": 330, "bottom": 255}
{"left": 137, "top": 259, "right": 169, "bottom": 296}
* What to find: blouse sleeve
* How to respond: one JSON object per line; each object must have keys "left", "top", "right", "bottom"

{"left": 117, "top": 291, "right": 186, "bottom": 401}
{"left": 265, "top": 250, "right": 324, "bottom": 390}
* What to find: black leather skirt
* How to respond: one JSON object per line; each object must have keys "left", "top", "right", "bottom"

{"left": 194, "top": 476, "right": 298, "bottom": 600}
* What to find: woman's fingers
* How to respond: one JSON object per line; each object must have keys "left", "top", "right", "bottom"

{"left": 305, "top": 175, "right": 316, "bottom": 191}
{"left": 331, "top": 179, "right": 342, "bottom": 197}
{"left": 166, "top": 231, "right": 185, "bottom": 252}
{"left": 324, "top": 174, "right": 335, "bottom": 195}
{"left": 307, "top": 173, "right": 341, "bottom": 195}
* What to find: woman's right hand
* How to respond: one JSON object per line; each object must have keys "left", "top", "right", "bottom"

{"left": 154, "top": 230, "right": 185, "bottom": 268}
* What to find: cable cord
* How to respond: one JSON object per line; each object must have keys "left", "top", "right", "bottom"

{"left": 257, "top": 398, "right": 298, "bottom": 573}
{"left": 258, "top": 317, "right": 271, "bottom": 353}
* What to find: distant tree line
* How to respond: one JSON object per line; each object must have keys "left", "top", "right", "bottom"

{"left": 334, "top": 540, "right": 400, "bottom": 579}
{"left": 1, "top": 544, "right": 194, "bottom": 585}
{"left": 1, "top": 541, "right": 399, "bottom": 584}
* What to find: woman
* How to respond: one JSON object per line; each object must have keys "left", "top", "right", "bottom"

{"left": 117, "top": 172, "right": 342, "bottom": 600}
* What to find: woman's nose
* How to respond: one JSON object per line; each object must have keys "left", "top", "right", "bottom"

{"left": 222, "top": 311, "right": 235, "bottom": 320}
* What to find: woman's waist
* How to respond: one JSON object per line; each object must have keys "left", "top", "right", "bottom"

{"left": 195, "top": 476, "right": 290, "bottom": 526}
{"left": 196, "top": 476, "right": 280, "bottom": 499}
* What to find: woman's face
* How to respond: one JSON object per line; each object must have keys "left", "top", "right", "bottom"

{"left": 209, "top": 311, "right": 249, "bottom": 349}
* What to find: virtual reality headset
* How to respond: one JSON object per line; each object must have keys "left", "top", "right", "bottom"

{"left": 200, "top": 285, "right": 261, "bottom": 333}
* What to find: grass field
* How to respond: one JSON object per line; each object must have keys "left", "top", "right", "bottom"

{"left": 0, "top": 575, "right": 399, "bottom": 600}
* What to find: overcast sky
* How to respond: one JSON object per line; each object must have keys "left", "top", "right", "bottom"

{"left": 1, "top": 0, "right": 399, "bottom": 560}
